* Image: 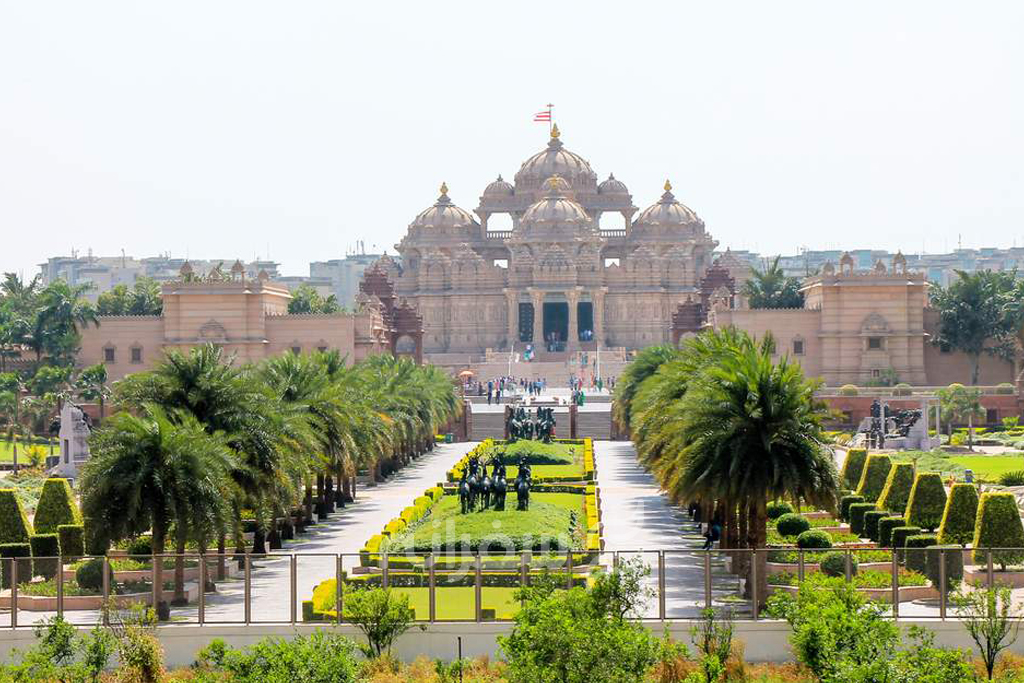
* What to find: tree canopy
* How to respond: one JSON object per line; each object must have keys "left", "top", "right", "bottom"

{"left": 95, "top": 277, "right": 163, "bottom": 316}
{"left": 288, "top": 284, "right": 343, "bottom": 314}
{"left": 741, "top": 256, "right": 805, "bottom": 309}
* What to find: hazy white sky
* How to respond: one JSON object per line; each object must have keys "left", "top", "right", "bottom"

{"left": 1, "top": 2, "right": 1022, "bottom": 277}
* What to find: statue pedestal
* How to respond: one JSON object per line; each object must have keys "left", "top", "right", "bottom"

{"left": 55, "top": 403, "right": 91, "bottom": 479}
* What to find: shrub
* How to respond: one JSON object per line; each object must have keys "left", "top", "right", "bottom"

{"left": 841, "top": 449, "right": 868, "bottom": 491}
{"left": 776, "top": 513, "right": 811, "bottom": 537}
{"left": 878, "top": 516, "right": 905, "bottom": 548}
{"left": 839, "top": 494, "right": 864, "bottom": 522}
{"left": 127, "top": 536, "right": 153, "bottom": 557}
{"left": 904, "top": 534, "right": 938, "bottom": 574}
{"left": 204, "top": 631, "right": 360, "bottom": 682}
{"left": 767, "top": 501, "right": 794, "bottom": 520}
{"left": 937, "top": 483, "right": 979, "bottom": 546}
{"left": 796, "top": 530, "right": 832, "bottom": 549}
{"left": 855, "top": 454, "right": 893, "bottom": 503}
{"left": 344, "top": 588, "right": 415, "bottom": 658}
{"left": 839, "top": 384, "right": 859, "bottom": 396}
{"left": 995, "top": 382, "right": 1015, "bottom": 395}
{"left": 864, "top": 510, "right": 890, "bottom": 542}
{"left": 891, "top": 526, "right": 922, "bottom": 563}
{"left": 820, "top": 551, "right": 856, "bottom": 577}
{"left": 972, "top": 492, "right": 1024, "bottom": 569}
{"left": 877, "top": 463, "right": 915, "bottom": 517}
{"left": 29, "top": 533, "right": 60, "bottom": 580}
{"left": 848, "top": 503, "right": 876, "bottom": 537}
{"left": 0, "top": 542, "right": 32, "bottom": 588}
{"left": 891, "top": 383, "right": 912, "bottom": 397}
{"left": 0, "top": 488, "right": 33, "bottom": 544}
{"left": 924, "top": 545, "right": 963, "bottom": 593}
{"left": 999, "top": 471, "right": 1024, "bottom": 486}
{"left": 75, "top": 557, "right": 113, "bottom": 592}
{"left": 905, "top": 473, "right": 948, "bottom": 531}
{"left": 33, "top": 479, "right": 81, "bottom": 535}
{"left": 57, "top": 524, "right": 85, "bottom": 559}
{"left": 83, "top": 518, "right": 109, "bottom": 556}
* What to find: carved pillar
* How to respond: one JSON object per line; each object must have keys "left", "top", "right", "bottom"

{"left": 530, "top": 289, "right": 544, "bottom": 345}
{"left": 505, "top": 289, "right": 518, "bottom": 344}
{"left": 593, "top": 288, "right": 607, "bottom": 346}
{"left": 567, "top": 289, "right": 580, "bottom": 347}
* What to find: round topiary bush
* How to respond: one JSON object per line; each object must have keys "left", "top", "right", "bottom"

{"left": 878, "top": 463, "right": 915, "bottom": 518}
{"left": 839, "top": 384, "right": 859, "bottom": 396}
{"left": 855, "top": 454, "right": 893, "bottom": 503}
{"left": 776, "top": 513, "right": 812, "bottom": 538}
{"left": 904, "top": 534, "right": 938, "bottom": 574}
{"left": 841, "top": 449, "right": 868, "bottom": 491}
{"left": 878, "top": 516, "right": 906, "bottom": 548}
{"left": 924, "top": 544, "right": 964, "bottom": 593}
{"left": 75, "top": 557, "right": 113, "bottom": 592}
{"left": 848, "top": 503, "right": 877, "bottom": 537}
{"left": 891, "top": 526, "right": 922, "bottom": 563}
{"left": 127, "top": 536, "right": 153, "bottom": 557}
{"left": 767, "top": 501, "right": 794, "bottom": 520}
{"left": 840, "top": 494, "right": 865, "bottom": 522}
{"left": 972, "top": 492, "right": 1024, "bottom": 569}
{"left": 820, "top": 551, "right": 857, "bottom": 578}
{"left": 937, "top": 483, "right": 979, "bottom": 546}
{"left": 864, "top": 510, "right": 891, "bottom": 543}
{"left": 905, "top": 473, "right": 948, "bottom": 532}
{"left": 796, "top": 530, "right": 833, "bottom": 549}
{"left": 996, "top": 382, "right": 1015, "bottom": 395}
{"left": 892, "top": 383, "right": 912, "bottom": 397}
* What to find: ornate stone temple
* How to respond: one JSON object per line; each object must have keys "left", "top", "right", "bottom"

{"left": 379, "top": 125, "right": 724, "bottom": 359}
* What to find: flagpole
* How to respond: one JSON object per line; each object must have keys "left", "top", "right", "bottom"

{"left": 548, "top": 103, "right": 553, "bottom": 135}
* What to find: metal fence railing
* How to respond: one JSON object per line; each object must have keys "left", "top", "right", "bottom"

{"left": 0, "top": 548, "right": 1017, "bottom": 628}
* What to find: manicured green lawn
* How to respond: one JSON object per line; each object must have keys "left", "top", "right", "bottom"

{"left": 0, "top": 439, "right": 55, "bottom": 463}
{"left": 948, "top": 455, "right": 1024, "bottom": 480}
{"left": 481, "top": 440, "right": 584, "bottom": 480}
{"left": 385, "top": 492, "right": 585, "bottom": 553}
{"left": 394, "top": 586, "right": 520, "bottom": 620}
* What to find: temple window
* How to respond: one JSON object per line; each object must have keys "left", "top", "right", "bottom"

{"left": 868, "top": 337, "right": 883, "bottom": 350}
{"left": 130, "top": 346, "right": 143, "bottom": 364}
{"left": 792, "top": 339, "right": 804, "bottom": 356}
{"left": 103, "top": 346, "right": 115, "bottom": 363}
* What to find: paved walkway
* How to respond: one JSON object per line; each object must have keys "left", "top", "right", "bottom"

{"left": 594, "top": 441, "right": 745, "bottom": 618}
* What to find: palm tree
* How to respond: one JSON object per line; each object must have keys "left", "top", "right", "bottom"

{"left": 611, "top": 345, "right": 680, "bottom": 436}
{"left": 0, "top": 308, "right": 30, "bottom": 373}
{"left": 741, "top": 256, "right": 805, "bottom": 309}
{"left": 81, "top": 405, "right": 234, "bottom": 609}
{"left": 668, "top": 339, "right": 839, "bottom": 605}
{"left": 29, "top": 281, "right": 99, "bottom": 366}
{"left": 76, "top": 363, "right": 110, "bottom": 421}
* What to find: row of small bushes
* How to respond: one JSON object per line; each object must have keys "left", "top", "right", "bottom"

{"left": 446, "top": 439, "right": 496, "bottom": 483}
{"left": 360, "top": 485, "right": 445, "bottom": 566}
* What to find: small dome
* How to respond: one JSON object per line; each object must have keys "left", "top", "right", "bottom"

{"left": 230, "top": 259, "right": 245, "bottom": 274}
{"left": 514, "top": 125, "right": 597, "bottom": 190}
{"left": 516, "top": 175, "right": 592, "bottom": 237}
{"left": 598, "top": 173, "right": 628, "bottom": 195}
{"left": 483, "top": 175, "right": 514, "bottom": 197}
{"left": 411, "top": 183, "right": 477, "bottom": 230}
{"left": 179, "top": 261, "right": 193, "bottom": 276}
{"left": 633, "top": 180, "right": 702, "bottom": 232}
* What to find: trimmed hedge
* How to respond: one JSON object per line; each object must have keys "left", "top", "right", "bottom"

{"left": 84, "top": 519, "right": 110, "bottom": 556}
{"left": 891, "top": 526, "right": 922, "bottom": 563}
{"left": 864, "top": 510, "right": 890, "bottom": 543}
{"left": 33, "top": 478, "right": 82, "bottom": 534}
{"left": 29, "top": 533, "right": 60, "bottom": 580}
{"left": 904, "top": 534, "right": 938, "bottom": 574}
{"left": 855, "top": 455, "right": 893, "bottom": 503}
{"left": 767, "top": 501, "right": 794, "bottom": 520}
{"left": 905, "top": 473, "right": 948, "bottom": 532}
{"left": 776, "top": 513, "right": 811, "bottom": 537}
{"left": 58, "top": 525, "right": 85, "bottom": 559}
{"left": 924, "top": 545, "right": 963, "bottom": 593}
{"left": 972, "top": 492, "right": 1024, "bottom": 569}
{"left": 878, "top": 516, "right": 905, "bottom": 548}
{"left": 841, "top": 449, "right": 868, "bottom": 491}
{"left": 937, "top": 484, "right": 979, "bottom": 546}
{"left": 877, "top": 463, "right": 915, "bottom": 517}
{"left": 0, "top": 542, "right": 32, "bottom": 588}
{"left": 127, "top": 536, "right": 153, "bottom": 557}
{"left": 796, "top": 530, "right": 832, "bottom": 549}
{"left": 0, "top": 489, "right": 33, "bottom": 544}
{"left": 840, "top": 495, "right": 864, "bottom": 523}
{"left": 820, "top": 551, "right": 856, "bottom": 577}
{"left": 75, "top": 558, "right": 113, "bottom": 592}
{"left": 848, "top": 503, "right": 876, "bottom": 537}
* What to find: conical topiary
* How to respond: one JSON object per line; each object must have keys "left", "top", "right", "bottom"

{"left": 0, "top": 489, "right": 32, "bottom": 544}
{"left": 855, "top": 454, "right": 893, "bottom": 503}
{"left": 937, "top": 483, "right": 979, "bottom": 546}
{"left": 841, "top": 448, "right": 868, "bottom": 491}
{"left": 972, "top": 492, "right": 1024, "bottom": 569}
{"left": 33, "top": 478, "right": 82, "bottom": 534}
{"left": 878, "top": 463, "right": 915, "bottom": 517}
{"left": 905, "top": 473, "right": 948, "bottom": 532}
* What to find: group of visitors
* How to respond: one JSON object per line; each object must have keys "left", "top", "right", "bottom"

{"left": 472, "top": 376, "right": 549, "bottom": 404}
{"left": 687, "top": 501, "right": 722, "bottom": 551}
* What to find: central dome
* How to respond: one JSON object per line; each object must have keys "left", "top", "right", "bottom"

{"left": 514, "top": 125, "right": 598, "bottom": 193}
{"left": 514, "top": 175, "right": 594, "bottom": 240}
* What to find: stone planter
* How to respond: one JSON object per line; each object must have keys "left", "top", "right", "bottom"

{"left": 0, "top": 581, "right": 200, "bottom": 611}
{"left": 963, "top": 569, "right": 1024, "bottom": 588}
{"left": 769, "top": 583, "right": 937, "bottom": 603}
{"left": 766, "top": 561, "right": 892, "bottom": 576}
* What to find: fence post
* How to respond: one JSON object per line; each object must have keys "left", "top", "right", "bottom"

{"left": 566, "top": 551, "right": 573, "bottom": 590}
{"left": 751, "top": 549, "right": 759, "bottom": 621}
{"left": 939, "top": 549, "right": 946, "bottom": 621}
{"left": 10, "top": 559, "right": 17, "bottom": 629}
{"left": 102, "top": 555, "right": 110, "bottom": 626}
{"left": 798, "top": 549, "right": 805, "bottom": 583}
{"left": 428, "top": 554, "right": 436, "bottom": 623}
{"left": 704, "top": 551, "right": 712, "bottom": 609}
{"left": 382, "top": 553, "right": 389, "bottom": 590}
{"left": 474, "top": 554, "right": 482, "bottom": 623}
{"left": 845, "top": 549, "right": 852, "bottom": 583}
{"left": 988, "top": 550, "right": 994, "bottom": 589}
{"left": 198, "top": 554, "right": 206, "bottom": 626}
{"left": 891, "top": 550, "right": 899, "bottom": 620}
{"left": 244, "top": 554, "right": 252, "bottom": 625}
{"left": 290, "top": 554, "right": 297, "bottom": 625}
{"left": 658, "top": 551, "right": 666, "bottom": 620}
{"left": 336, "top": 554, "right": 344, "bottom": 624}
{"left": 57, "top": 551, "right": 64, "bottom": 619}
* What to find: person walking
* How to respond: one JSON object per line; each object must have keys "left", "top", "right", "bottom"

{"left": 703, "top": 520, "right": 722, "bottom": 551}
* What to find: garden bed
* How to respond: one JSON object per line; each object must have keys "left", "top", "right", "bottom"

{"left": 963, "top": 569, "right": 1024, "bottom": 588}
{"left": 0, "top": 580, "right": 200, "bottom": 611}
{"left": 767, "top": 582, "right": 938, "bottom": 603}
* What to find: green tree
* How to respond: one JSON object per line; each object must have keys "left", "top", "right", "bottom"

{"left": 287, "top": 284, "right": 342, "bottom": 314}
{"left": 937, "top": 383, "right": 984, "bottom": 449}
{"left": 742, "top": 256, "right": 805, "bottom": 309}
{"left": 930, "top": 270, "right": 1016, "bottom": 385}
{"left": 96, "top": 278, "right": 163, "bottom": 316}
{"left": 610, "top": 344, "right": 679, "bottom": 435}
{"left": 27, "top": 280, "right": 99, "bottom": 367}
{"left": 76, "top": 363, "right": 110, "bottom": 421}
{"left": 0, "top": 307, "right": 30, "bottom": 373}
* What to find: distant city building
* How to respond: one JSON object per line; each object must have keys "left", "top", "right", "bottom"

{"left": 310, "top": 251, "right": 387, "bottom": 307}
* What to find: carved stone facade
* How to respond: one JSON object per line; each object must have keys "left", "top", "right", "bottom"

{"left": 384, "top": 126, "right": 720, "bottom": 356}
